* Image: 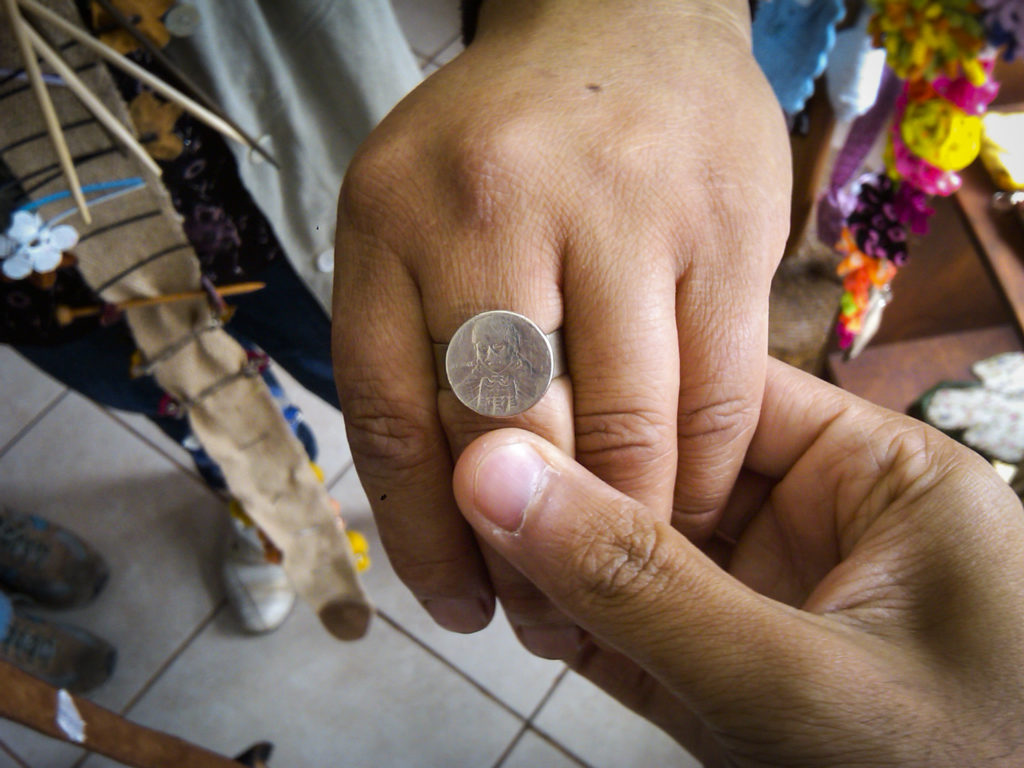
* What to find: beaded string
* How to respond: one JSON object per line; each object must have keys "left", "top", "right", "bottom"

{"left": 833, "top": 0, "right": 1022, "bottom": 353}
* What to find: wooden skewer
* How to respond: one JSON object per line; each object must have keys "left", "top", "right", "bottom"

{"left": 18, "top": 0, "right": 257, "bottom": 159}
{"left": 87, "top": 0, "right": 278, "bottom": 168}
{"left": 55, "top": 281, "right": 266, "bottom": 325}
{"left": 1, "top": 0, "right": 91, "bottom": 223}
{"left": 23, "top": 22, "right": 162, "bottom": 179}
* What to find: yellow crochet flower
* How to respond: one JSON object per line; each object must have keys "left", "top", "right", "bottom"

{"left": 869, "top": 0, "right": 987, "bottom": 83}
{"left": 900, "top": 98, "right": 983, "bottom": 170}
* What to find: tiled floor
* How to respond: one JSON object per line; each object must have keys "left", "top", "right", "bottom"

{"left": 0, "top": 1, "right": 700, "bottom": 766}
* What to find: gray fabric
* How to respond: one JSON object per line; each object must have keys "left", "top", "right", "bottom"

{"left": 165, "top": 0, "right": 423, "bottom": 313}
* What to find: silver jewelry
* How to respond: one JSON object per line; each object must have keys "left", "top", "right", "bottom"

{"left": 435, "top": 310, "right": 566, "bottom": 417}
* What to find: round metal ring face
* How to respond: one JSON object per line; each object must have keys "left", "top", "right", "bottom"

{"left": 445, "top": 311, "right": 554, "bottom": 417}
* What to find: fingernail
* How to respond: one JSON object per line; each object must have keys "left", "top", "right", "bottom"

{"left": 422, "top": 597, "right": 490, "bottom": 633}
{"left": 518, "top": 626, "right": 584, "bottom": 660}
{"left": 473, "top": 442, "right": 549, "bottom": 532}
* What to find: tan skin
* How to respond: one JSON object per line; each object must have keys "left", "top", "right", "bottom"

{"left": 332, "top": 0, "right": 790, "bottom": 657}
{"left": 453, "top": 359, "right": 1024, "bottom": 767}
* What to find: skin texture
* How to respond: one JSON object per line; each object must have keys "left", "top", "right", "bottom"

{"left": 332, "top": 0, "right": 790, "bottom": 656}
{"left": 452, "top": 358, "right": 1024, "bottom": 767}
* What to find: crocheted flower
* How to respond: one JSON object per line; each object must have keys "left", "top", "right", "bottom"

{"left": 886, "top": 130, "right": 962, "bottom": 195}
{"left": 869, "top": 0, "right": 988, "bottom": 83}
{"left": 892, "top": 181, "right": 935, "bottom": 234}
{"left": 977, "top": 0, "right": 1024, "bottom": 58}
{"left": 847, "top": 174, "right": 913, "bottom": 264}
{"left": 900, "top": 97, "right": 983, "bottom": 170}
{"left": 0, "top": 211, "right": 78, "bottom": 280}
{"left": 928, "top": 57, "right": 1000, "bottom": 114}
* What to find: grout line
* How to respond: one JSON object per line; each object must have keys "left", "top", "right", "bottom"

{"left": 491, "top": 668, "right": 592, "bottom": 768}
{"left": 327, "top": 459, "right": 353, "bottom": 492}
{"left": 97, "top": 408, "right": 221, "bottom": 500}
{"left": 0, "top": 740, "right": 31, "bottom": 768}
{"left": 374, "top": 609, "right": 527, "bottom": 723}
{"left": 68, "top": 601, "right": 228, "bottom": 768}
{"left": 118, "top": 599, "right": 228, "bottom": 716}
{"left": 521, "top": 723, "right": 592, "bottom": 768}
{"left": 0, "top": 389, "right": 68, "bottom": 462}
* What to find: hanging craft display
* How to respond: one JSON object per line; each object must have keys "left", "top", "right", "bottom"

{"left": 829, "top": 0, "right": 1023, "bottom": 356}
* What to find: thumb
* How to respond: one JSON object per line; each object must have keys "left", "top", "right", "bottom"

{"left": 452, "top": 428, "right": 827, "bottom": 717}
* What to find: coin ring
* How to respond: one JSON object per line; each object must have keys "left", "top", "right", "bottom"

{"left": 441, "top": 311, "right": 563, "bottom": 418}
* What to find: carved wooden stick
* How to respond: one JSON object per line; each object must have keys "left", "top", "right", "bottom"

{"left": 56, "top": 281, "right": 266, "bottom": 325}
{"left": 0, "top": 660, "right": 245, "bottom": 768}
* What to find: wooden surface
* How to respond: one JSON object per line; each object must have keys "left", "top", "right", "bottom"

{"left": 828, "top": 325, "right": 1022, "bottom": 413}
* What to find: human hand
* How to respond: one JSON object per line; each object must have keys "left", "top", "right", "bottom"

{"left": 452, "top": 358, "right": 1024, "bottom": 767}
{"left": 333, "top": 0, "right": 791, "bottom": 656}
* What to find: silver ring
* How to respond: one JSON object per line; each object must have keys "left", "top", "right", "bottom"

{"left": 434, "top": 310, "right": 566, "bottom": 418}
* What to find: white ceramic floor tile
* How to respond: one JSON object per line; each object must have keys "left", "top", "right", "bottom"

{"left": 0, "top": 347, "right": 65, "bottom": 451}
{"left": 502, "top": 729, "right": 588, "bottom": 768}
{"left": 534, "top": 672, "right": 700, "bottom": 768}
{"left": 104, "top": 407, "right": 199, "bottom": 477}
{"left": 331, "top": 465, "right": 565, "bottom": 717}
{"left": 390, "top": 0, "right": 461, "bottom": 59}
{"left": 83, "top": 603, "right": 523, "bottom": 768}
{"left": 0, "top": 391, "right": 225, "bottom": 767}
{"left": 0, "top": 741, "right": 24, "bottom": 768}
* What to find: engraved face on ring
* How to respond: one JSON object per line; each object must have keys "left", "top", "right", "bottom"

{"left": 446, "top": 311, "right": 554, "bottom": 417}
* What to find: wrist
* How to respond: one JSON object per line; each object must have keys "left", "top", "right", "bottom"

{"left": 469, "top": 0, "right": 754, "bottom": 49}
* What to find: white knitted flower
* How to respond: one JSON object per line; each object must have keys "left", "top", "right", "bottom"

{"left": 0, "top": 211, "right": 78, "bottom": 280}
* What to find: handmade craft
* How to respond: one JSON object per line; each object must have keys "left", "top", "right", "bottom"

{"left": 1, "top": 0, "right": 370, "bottom": 640}
{"left": 828, "top": 0, "right": 1022, "bottom": 355}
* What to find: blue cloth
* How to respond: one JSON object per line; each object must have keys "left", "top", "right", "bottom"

{"left": 0, "top": 590, "right": 11, "bottom": 638}
{"left": 752, "top": 0, "right": 846, "bottom": 114}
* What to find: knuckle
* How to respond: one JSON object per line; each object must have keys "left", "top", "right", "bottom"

{"left": 677, "top": 391, "right": 758, "bottom": 446}
{"left": 339, "top": 139, "right": 413, "bottom": 235}
{"left": 386, "top": 548, "right": 473, "bottom": 597}
{"left": 574, "top": 406, "right": 674, "bottom": 473}
{"left": 571, "top": 515, "right": 671, "bottom": 604}
{"left": 340, "top": 385, "right": 443, "bottom": 480}
{"left": 447, "top": 121, "right": 545, "bottom": 230}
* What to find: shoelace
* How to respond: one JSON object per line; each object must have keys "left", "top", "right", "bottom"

{"left": 1, "top": 617, "right": 57, "bottom": 666}
{"left": 0, "top": 515, "right": 52, "bottom": 570}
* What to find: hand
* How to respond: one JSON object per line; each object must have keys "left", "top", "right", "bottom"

{"left": 332, "top": 0, "right": 791, "bottom": 656}
{"left": 451, "top": 358, "right": 1024, "bottom": 766}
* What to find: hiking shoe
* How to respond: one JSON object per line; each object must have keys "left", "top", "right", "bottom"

{"left": 0, "top": 508, "right": 110, "bottom": 609}
{"left": 0, "top": 591, "right": 116, "bottom": 693}
{"left": 222, "top": 512, "right": 295, "bottom": 634}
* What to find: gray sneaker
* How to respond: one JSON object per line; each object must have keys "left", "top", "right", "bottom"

{"left": 0, "top": 508, "right": 109, "bottom": 608}
{"left": 0, "top": 591, "right": 116, "bottom": 693}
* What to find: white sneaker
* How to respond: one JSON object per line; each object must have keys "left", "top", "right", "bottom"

{"left": 222, "top": 516, "right": 295, "bottom": 634}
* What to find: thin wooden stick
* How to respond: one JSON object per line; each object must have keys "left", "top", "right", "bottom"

{"left": 56, "top": 281, "right": 266, "bottom": 325}
{"left": 22, "top": 21, "right": 162, "bottom": 179}
{"left": 88, "top": 0, "right": 278, "bottom": 168}
{"left": 2, "top": 0, "right": 91, "bottom": 223}
{"left": 18, "top": 0, "right": 256, "bottom": 157}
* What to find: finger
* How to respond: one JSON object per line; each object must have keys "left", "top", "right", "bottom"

{"left": 564, "top": 230, "right": 679, "bottom": 515}
{"left": 332, "top": 232, "right": 494, "bottom": 633}
{"left": 452, "top": 428, "right": 831, "bottom": 720}
{"left": 568, "top": 640, "right": 715, "bottom": 763}
{"left": 672, "top": 265, "right": 768, "bottom": 542}
{"left": 418, "top": 220, "right": 580, "bottom": 655}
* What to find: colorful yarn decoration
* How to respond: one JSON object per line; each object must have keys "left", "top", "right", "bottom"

{"left": 832, "top": 1, "right": 1011, "bottom": 352}
{"left": 867, "top": 0, "right": 988, "bottom": 83}
{"left": 977, "top": 0, "right": 1024, "bottom": 59}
